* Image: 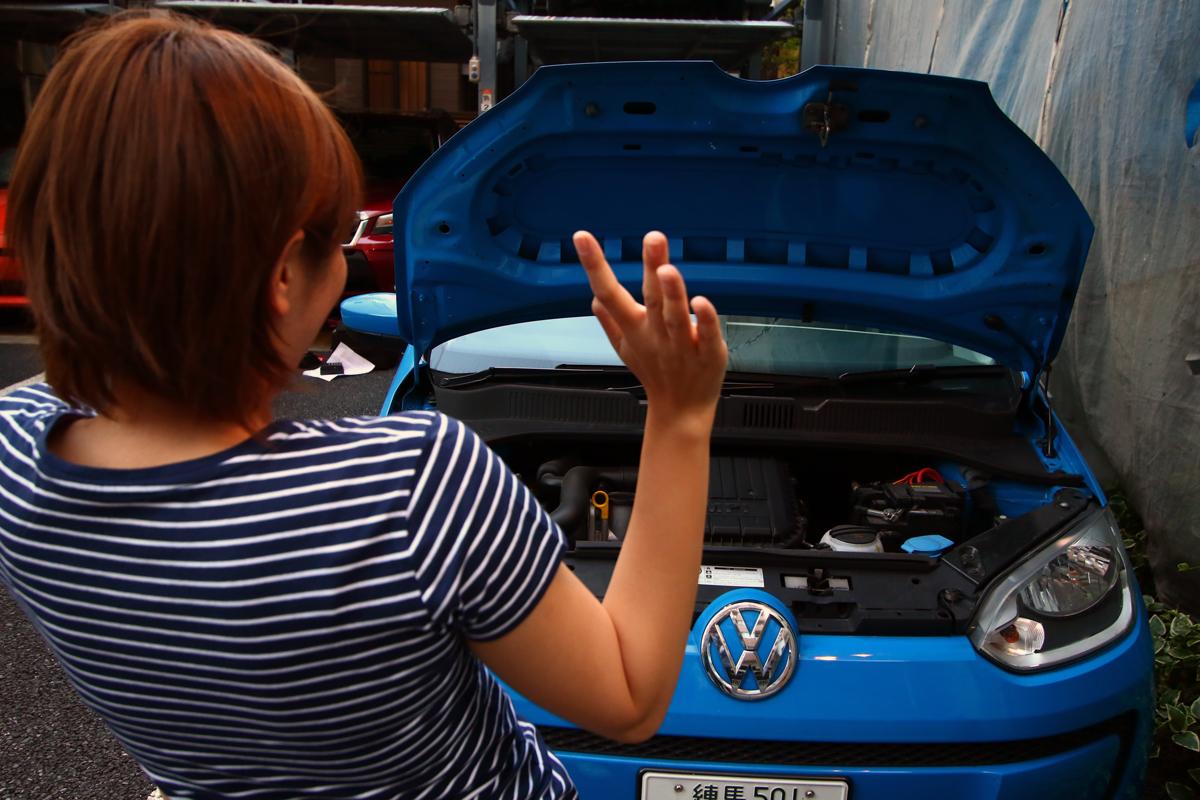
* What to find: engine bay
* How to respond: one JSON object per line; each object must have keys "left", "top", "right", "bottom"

{"left": 483, "top": 440, "right": 1094, "bottom": 636}
{"left": 529, "top": 449, "right": 987, "bottom": 555}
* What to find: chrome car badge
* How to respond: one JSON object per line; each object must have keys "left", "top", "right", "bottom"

{"left": 701, "top": 601, "right": 797, "bottom": 700}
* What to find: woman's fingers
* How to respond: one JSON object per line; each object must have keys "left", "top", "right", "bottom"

{"left": 591, "top": 298, "right": 624, "bottom": 354}
{"left": 579, "top": 231, "right": 720, "bottom": 365}
{"left": 641, "top": 231, "right": 668, "bottom": 315}
{"left": 691, "top": 296, "right": 725, "bottom": 359}
{"left": 574, "top": 231, "right": 641, "bottom": 329}
{"left": 656, "top": 264, "right": 693, "bottom": 340}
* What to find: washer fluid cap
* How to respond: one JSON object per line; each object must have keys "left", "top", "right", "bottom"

{"left": 901, "top": 535, "right": 955, "bottom": 556}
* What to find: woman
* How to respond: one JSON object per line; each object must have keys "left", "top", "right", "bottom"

{"left": 1, "top": 11, "right": 727, "bottom": 800}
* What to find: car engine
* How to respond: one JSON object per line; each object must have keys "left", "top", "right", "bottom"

{"left": 533, "top": 455, "right": 974, "bottom": 552}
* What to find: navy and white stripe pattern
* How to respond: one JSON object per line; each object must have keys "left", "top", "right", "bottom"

{"left": 0, "top": 385, "right": 573, "bottom": 800}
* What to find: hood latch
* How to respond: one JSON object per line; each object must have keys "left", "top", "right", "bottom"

{"left": 803, "top": 90, "right": 849, "bottom": 147}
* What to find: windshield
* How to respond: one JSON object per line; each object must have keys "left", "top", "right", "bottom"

{"left": 430, "top": 315, "right": 995, "bottom": 377}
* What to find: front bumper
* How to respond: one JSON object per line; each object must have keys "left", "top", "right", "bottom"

{"left": 515, "top": 601, "right": 1153, "bottom": 800}
{"left": 556, "top": 736, "right": 1124, "bottom": 800}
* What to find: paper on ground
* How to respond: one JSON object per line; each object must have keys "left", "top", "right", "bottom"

{"left": 302, "top": 342, "right": 375, "bottom": 382}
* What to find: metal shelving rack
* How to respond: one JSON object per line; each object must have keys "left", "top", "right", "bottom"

{"left": 0, "top": 0, "right": 798, "bottom": 117}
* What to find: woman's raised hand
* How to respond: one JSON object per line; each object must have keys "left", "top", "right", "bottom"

{"left": 573, "top": 230, "right": 728, "bottom": 427}
{"left": 473, "top": 231, "right": 731, "bottom": 744}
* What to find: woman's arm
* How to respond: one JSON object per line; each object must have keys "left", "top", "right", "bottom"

{"left": 469, "top": 230, "right": 727, "bottom": 743}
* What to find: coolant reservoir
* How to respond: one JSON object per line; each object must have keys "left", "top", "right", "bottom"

{"left": 819, "top": 528, "right": 883, "bottom": 553}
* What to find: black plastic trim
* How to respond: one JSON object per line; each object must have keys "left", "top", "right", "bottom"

{"left": 568, "top": 545, "right": 981, "bottom": 636}
{"left": 944, "top": 489, "right": 1092, "bottom": 586}
{"left": 435, "top": 383, "right": 1083, "bottom": 485}
{"left": 540, "top": 713, "right": 1134, "bottom": 768}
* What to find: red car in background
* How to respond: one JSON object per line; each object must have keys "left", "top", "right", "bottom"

{"left": 340, "top": 112, "right": 459, "bottom": 295}
{"left": 0, "top": 147, "right": 26, "bottom": 308}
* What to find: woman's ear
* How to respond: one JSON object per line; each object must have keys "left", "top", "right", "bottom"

{"left": 268, "top": 231, "right": 307, "bottom": 320}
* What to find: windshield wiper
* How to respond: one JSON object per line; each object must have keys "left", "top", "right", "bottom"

{"left": 434, "top": 366, "right": 619, "bottom": 389}
{"left": 436, "top": 366, "right": 786, "bottom": 393}
{"left": 835, "top": 363, "right": 1012, "bottom": 385}
{"left": 711, "top": 365, "right": 1015, "bottom": 398}
{"left": 435, "top": 363, "right": 1011, "bottom": 394}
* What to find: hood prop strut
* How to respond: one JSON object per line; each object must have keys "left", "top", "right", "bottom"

{"left": 984, "top": 313, "right": 1056, "bottom": 457}
{"left": 1037, "top": 363, "right": 1057, "bottom": 458}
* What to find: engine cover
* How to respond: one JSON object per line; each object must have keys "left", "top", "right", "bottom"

{"left": 704, "top": 457, "right": 797, "bottom": 547}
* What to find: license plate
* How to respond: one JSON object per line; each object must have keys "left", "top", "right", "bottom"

{"left": 641, "top": 770, "right": 849, "bottom": 800}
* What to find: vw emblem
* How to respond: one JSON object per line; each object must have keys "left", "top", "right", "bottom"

{"left": 701, "top": 601, "right": 796, "bottom": 700}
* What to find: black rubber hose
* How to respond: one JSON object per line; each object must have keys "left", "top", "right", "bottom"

{"left": 536, "top": 457, "right": 581, "bottom": 496}
{"left": 549, "top": 466, "right": 637, "bottom": 534}
{"left": 537, "top": 457, "right": 578, "bottom": 482}
{"left": 550, "top": 467, "right": 598, "bottom": 533}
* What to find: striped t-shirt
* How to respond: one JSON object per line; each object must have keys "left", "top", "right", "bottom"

{"left": 0, "top": 384, "right": 573, "bottom": 800}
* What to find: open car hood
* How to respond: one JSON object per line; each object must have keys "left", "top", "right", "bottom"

{"left": 392, "top": 62, "right": 1092, "bottom": 375}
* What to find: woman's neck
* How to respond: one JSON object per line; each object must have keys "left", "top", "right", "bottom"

{"left": 47, "top": 384, "right": 272, "bottom": 470}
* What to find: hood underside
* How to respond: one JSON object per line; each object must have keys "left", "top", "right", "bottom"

{"left": 392, "top": 61, "right": 1093, "bottom": 374}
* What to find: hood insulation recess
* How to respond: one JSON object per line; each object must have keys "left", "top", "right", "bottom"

{"left": 393, "top": 61, "right": 1093, "bottom": 374}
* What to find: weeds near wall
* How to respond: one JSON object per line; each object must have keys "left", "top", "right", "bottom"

{"left": 1111, "top": 495, "right": 1200, "bottom": 799}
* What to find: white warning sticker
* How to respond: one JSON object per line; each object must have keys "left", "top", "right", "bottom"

{"left": 698, "top": 565, "right": 765, "bottom": 588}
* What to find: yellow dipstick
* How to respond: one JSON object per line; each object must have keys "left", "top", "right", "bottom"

{"left": 590, "top": 490, "right": 610, "bottom": 521}
{"left": 591, "top": 490, "right": 610, "bottom": 540}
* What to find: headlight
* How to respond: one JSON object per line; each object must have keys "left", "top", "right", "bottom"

{"left": 970, "top": 507, "right": 1134, "bottom": 671}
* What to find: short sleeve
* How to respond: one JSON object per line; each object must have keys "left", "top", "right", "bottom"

{"left": 406, "top": 413, "right": 567, "bottom": 640}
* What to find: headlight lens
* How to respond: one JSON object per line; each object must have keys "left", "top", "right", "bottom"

{"left": 970, "top": 506, "right": 1134, "bottom": 671}
{"left": 1017, "top": 529, "right": 1119, "bottom": 616}
{"left": 372, "top": 213, "right": 393, "bottom": 235}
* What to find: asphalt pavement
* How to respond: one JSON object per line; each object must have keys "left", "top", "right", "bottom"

{"left": 0, "top": 314, "right": 397, "bottom": 800}
{"left": 1, "top": 589, "right": 155, "bottom": 800}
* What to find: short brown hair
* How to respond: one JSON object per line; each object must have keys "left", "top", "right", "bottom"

{"left": 8, "top": 11, "right": 362, "bottom": 423}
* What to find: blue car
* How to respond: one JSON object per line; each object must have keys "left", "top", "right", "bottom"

{"left": 342, "top": 62, "right": 1152, "bottom": 800}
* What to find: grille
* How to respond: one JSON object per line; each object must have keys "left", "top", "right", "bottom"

{"left": 539, "top": 715, "right": 1130, "bottom": 768}
{"left": 741, "top": 401, "right": 795, "bottom": 430}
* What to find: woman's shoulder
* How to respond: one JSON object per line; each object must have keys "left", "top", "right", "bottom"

{"left": 0, "top": 382, "right": 83, "bottom": 438}
{"left": 266, "top": 410, "right": 445, "bottom": 444}
{"left": 260, "top": 410, "right": 472, "bottom": 464}
{"left": 0, "top": 382, "right": 75, "bottom": 416}
{"left": 245, "top": 412, "right": 484, "bottom": 512}
{"left": 0, "top": 383, "right": 93, "bottom": 473}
